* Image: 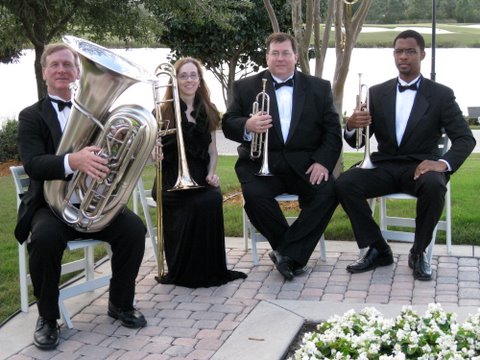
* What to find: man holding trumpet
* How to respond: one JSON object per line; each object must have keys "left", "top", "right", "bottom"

{"left": 336, "top": 30, "right": 475, "bottom": 280}
{"left": 223, "top": 32, "right": 342, "bottom": 280}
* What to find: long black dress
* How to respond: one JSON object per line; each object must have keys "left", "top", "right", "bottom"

{"left": 152, "top": 98, "right": 247, "bottom": 288}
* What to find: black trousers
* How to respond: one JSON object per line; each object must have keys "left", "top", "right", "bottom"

{"left": 241, "top": 171, "right": 338, "bottom": 267}
{"left": 335, "top": 160, "right": 448, "bottom": 254}
{"left": 27, "top": 207, "right": 146, "bottom": 320}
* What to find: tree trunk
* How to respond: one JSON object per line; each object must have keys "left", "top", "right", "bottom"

{"left": 34, "top": 44, "right": 47, "bottom": 100}
{"left": 263, "top": 0, "right": 372, "bottom": 176}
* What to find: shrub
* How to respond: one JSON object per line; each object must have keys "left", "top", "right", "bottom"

{"left": 0, "top": 119, "right": 19, "bottom": 162}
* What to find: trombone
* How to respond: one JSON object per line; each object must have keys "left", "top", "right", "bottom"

{"left": 152, "top": 63, "right": 202, "bottom": 279}
{"left": 355, "top": 73, "right": 375, "bottom": 169}
{"left": 250, "top": 78, "right": 273, "bottom": 176}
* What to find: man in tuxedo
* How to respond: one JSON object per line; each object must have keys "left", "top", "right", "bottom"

{"left": 16, "top": 43, "right": 147, "bottom": 350}
{"left": 336, "top": 30, "right": 476, "bottom": 281}
{"left": 222, "top": 32, "right": 342, "bottom": 281}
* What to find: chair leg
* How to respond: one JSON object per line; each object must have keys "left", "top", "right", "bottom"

{"left": 59, "top": 299, "right": 73, "bottom": 329}
{"left": 250, "top": 222, "right": 259, "bottom": 266}
{"left": 445, "top": 182, "right": 452, "bottom": 255}
{"left": 242, "top": 208, "right": 249, "bottom": 251}
{"left": 18, "top": 243, "right": 29, "bottom": 312}
{"left": 85, "top": 246, "right": 95, "bottom": 281}
{"left": 368, "top": 197, "right": 376, "bottom": 216}
{"left": 137, "top": 179, "right": 158, "bottom": 260}
{"left": 319, "top": 234, "right": 327, "bottom": 262}
{"left": 426, "top": 225, "right": 439, "bottom": 265}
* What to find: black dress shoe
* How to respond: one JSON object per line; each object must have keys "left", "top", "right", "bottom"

{"left": 33, "top": 316, "right": 60, "bottom": 350}
{"left": 412, "top": 253, "right": 432, "bottom": 281}
{"left": 346, "top": 246, "right": 394, "bottom": 273}
{"left": 108, "top": 302, "right": 147, "bottom": 328}
{"left": 268, "top": 250, "right": 279, "bottom": 265}
{"left": 269, "top": 250, "right": 294, "bottom": 280}
{"left": 292, "top": 265, "right": 309, "bottom": 276}
{"left": 408, "top": 252, "right": 415, "bottom": 269}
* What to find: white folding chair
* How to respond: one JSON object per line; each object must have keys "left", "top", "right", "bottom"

{"left": 369, "top": 133, "right": 452, "bottom": 264}
{"left": 10, "top": 165, "right": 112, "bottom": 328}
{"left": 243, "top": 194, "right": 327, "bottom": 265}
{"left": 132, "top": 177, "right": 158, "bottom": 260}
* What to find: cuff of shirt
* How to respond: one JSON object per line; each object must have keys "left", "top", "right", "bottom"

{"left": 344, "top": 127, "right": 355, "bottom": 138}
{"left": 64, "top": 154, "right": 74, "bottom": 176}
{"left": 439, "top": 159, "right": 451, "bottom": 172}
{"left": 244, "top": 129, "right": 252, "bottom": 141}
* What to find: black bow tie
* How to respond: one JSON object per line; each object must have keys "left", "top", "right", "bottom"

{"left": 50, "top": 98, "right": 72, "bottom": 111}
{"left": 274, "top": 78, "right": 294, "bottom": 90}
{"left": 398, "top": 79, "right": 420, "bottom": 92}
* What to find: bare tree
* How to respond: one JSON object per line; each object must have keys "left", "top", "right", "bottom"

{"left": 263, "top": 0, "right": 372, "bottom": 117}
{"left": 332, "top": 0, "right": 372, "bottom": 114}
{"left": 263, "top": 0, "right": 372, "bottom": 175}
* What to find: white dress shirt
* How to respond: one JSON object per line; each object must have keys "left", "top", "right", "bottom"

{"left": 271, "top": 74, "right": 294, "bottom": 142}
{"left": 395, "top": 76, "right": 421, "bottom": 145}
{"left": 49, "top": 94, "right": 74, "bottom": 176}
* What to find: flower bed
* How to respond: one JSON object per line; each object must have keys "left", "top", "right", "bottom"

{"left": 290, "top": 303, "right": 480, "bottom": 359}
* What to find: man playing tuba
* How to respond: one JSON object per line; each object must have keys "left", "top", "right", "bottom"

{"left": 15, "top": 43, "right": 147, "bottom": 351}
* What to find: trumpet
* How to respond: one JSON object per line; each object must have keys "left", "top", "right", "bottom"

{"left": 250, "top": 78, "right": 273, "bottom": 176}
{"left": 355, "top": 73, "right": 375, "bottom": 169}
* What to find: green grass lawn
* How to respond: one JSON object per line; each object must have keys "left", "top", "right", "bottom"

{"left": 356, "top": 23, "right": 480, "bottom": 48}
{"left": 1, "top": 153, "right": 479, "bottom": 325}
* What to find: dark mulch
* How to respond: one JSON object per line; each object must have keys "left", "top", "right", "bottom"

{"left": 0, "top": 160, "right": 21, "bottom": 177}
{"left": 283, "top": 322, "right": 319, "bottom": 359}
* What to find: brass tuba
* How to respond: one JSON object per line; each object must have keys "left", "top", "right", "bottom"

{"left": 44, "top": 35, "right": 158, "bottom": 232}
{"left": 355, "top": 73, "right": 375, "bottom": 169}
{"left": 250, "top": 78, "right": 273, "bottom": 176}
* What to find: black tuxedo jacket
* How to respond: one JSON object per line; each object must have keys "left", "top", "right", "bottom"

{"left": 346, "top": 76, "right": 475, "bottom": 172}
{"left": 222, "top": 70, "right": 342, "bottom": 184}
{"left": 15, "top": 98, "right": 70, "bottom": 243}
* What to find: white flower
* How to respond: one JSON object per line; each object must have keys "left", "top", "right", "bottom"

{"left": 289, "top": 303, "right": 480, "bottom": 360}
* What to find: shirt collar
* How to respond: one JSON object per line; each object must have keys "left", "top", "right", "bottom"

{"left": 398, "top": 75, "right": 422, "bottom": 87}
{"left": 271, "top": 73, "right": 295, "bottom": 84}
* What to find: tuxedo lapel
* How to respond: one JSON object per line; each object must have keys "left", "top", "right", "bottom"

{"left": 41, "top": 99, "right": 63, "bottom": 151}
{"left": 286, "top": 71, "right": 305, "bottom": 144}
{"left": 381, "top": 80, "right": 398, "bottom": 146}
{"left": 401, "top": 81, "right": 429, "bottom": 144}
{"left": 264, "top": 73, "right": 283, "bottom": 144}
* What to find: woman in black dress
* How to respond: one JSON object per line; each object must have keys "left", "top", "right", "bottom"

{"left": 152, "top": 57, "right": 247, "bottom": 288}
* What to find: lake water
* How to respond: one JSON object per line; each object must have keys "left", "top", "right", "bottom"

{"left": 1, "top": 47, "right": 479, "bottom": 125}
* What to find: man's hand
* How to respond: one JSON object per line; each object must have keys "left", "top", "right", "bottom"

{"left": 69, "top": 146, "right": 110, "bottom": 181}
{"left": 346, "top": 109, "right": 371, "bottom": 131}
{"left": 414, "top": 160, "right": 448, "bottom": 180}
{"left": 245, "top": 112, "right": 272, "bottom": 134}
{"left": 306, "top": 163, "right": 329, "bottom": 185}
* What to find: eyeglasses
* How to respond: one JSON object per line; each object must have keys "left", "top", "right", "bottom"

{"left": 268, "top": 51, "right": 294, "bottom": 58}
{"left": 178, "top": 73, "right": 199, "bottom": 81}
{"left": 393, "top": 48, "right": 418, "bottom": 56}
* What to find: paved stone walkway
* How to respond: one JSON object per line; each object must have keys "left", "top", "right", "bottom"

{"left": 2, "top": 238, "right": 479, "bottom": 360}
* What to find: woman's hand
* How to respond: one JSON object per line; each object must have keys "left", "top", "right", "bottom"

{"left": 206, "top": 174, "right": 220, "bottom": 187}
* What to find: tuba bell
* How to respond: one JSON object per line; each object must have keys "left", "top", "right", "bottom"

{"left": 44, "top": 35, "right": 158, "bottom": 232}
